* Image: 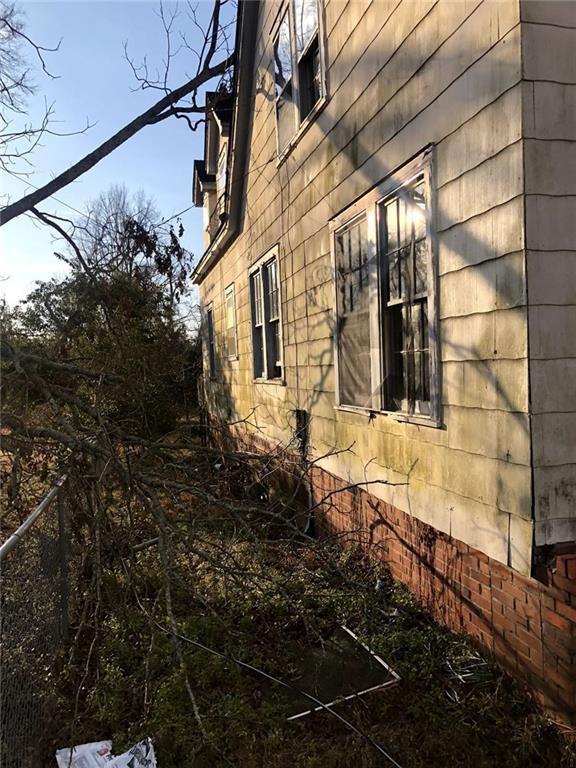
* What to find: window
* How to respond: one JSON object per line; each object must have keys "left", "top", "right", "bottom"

{"left": 250, "top": 251, "right": 283, "bottom": 380}
{"left": 332, "top": 152, "right": 440, "bottom": 423}
{"left": 335, "top": 215, "right": 371, "bottom": 408}
{"left": 381, "top": 178, "right": 430, "bottom": 414}
{"left": 273, "top": 0, "right": 325, "bottom": 154}
{"left": 217, "top": 144, "right": 227, "bottom": 217}
{"left": 224, "top": 283, "right": 237, "bottom": 359}
{"left": 206, "top": 304, "right": 216, "bottom": 379}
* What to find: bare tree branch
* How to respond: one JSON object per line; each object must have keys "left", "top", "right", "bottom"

{"left": 0, "top": 50, "right": 232, "bottom": 226}
{"left": 0, "top": 3, "right": 61, "bottom": 80}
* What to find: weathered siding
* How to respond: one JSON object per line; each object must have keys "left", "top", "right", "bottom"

{"left": 521, "top": 1, "right": 576, "bottom": 546}
{"left": 201, "top": 0, "right": 533, "bottom": 571}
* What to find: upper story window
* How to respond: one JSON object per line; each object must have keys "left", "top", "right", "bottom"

{"left": 274, "top": 0, "right": 325, "bottom": 155}
{"left": 332, "top": 151, "right": 440, "bottom": 425}
{"left": 250, "top": 249, "right": 283, "bottom": 380}
{"left": 224, "top": 283, "right": 238, "bottom": 359}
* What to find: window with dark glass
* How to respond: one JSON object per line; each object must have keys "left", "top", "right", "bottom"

{"left": 379, "top": 178, "right": 430, "bottom": 414}
{"left": 273, "top": 0, "right": 325, "bottom": 153}
{"left": 298, "top": 36, "right": 321, "bottom": 119}
{"left": 380, "top": 179, "right": 430, "bottom": 415}
{"left": 250, "top": 255, "right": 283, "bottom": 380}
{"left": 206, "top": 305, "right": 216, "bottom": 379}
{"left": 332, "top": 155, "right": 439, "bottom": 423}
{"left": 295, "top": 0, "right": 321, "bottom": 120}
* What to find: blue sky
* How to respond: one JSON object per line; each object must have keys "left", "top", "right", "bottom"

{"left": 1, "top": 0, "right": 225, "bottom": 306}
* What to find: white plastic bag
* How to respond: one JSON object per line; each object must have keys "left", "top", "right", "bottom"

{"left": 108, "top": 739, "right": 157, "bottom": 767}
{"left": 55, "top": 740, "right": 113, "bottom": 768}
{"left": 56, "top": 739, "right": 156, "bottom": 768}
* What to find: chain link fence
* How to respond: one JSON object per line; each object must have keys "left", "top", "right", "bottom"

{"left": 0, "top": 478, "right": 69, "bottom": 768}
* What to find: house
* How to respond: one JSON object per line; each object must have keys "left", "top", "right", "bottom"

{"left": 193, "top": 0, "right": 576, "bottom": 724}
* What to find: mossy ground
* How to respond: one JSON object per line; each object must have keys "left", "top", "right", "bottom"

{"left": 54, "top": 534, "right": 576, "bottom": 767}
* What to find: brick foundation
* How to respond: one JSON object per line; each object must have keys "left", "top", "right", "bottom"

{"left": 210, "top": 421, "right": 576, "bottom": 727}
{"left": 310, "top": 464, "right": 576, "bottom": 728}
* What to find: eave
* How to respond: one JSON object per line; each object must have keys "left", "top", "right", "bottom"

{"left": 192, "top": 0, "right": 259, "bottom": 286}
{"left": 192, "top": 160, "right": 215, "bottom": 207}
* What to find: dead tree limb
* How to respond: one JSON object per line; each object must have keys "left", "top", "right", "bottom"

{"left": 0, "top": 53, "right": 232, "bottom": 226}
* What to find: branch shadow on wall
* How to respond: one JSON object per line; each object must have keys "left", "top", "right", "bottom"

{"left": 201, "top": 23, "right": 575, "bottom": 719}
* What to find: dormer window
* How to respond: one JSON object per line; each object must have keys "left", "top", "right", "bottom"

{"left": 193, "top": 93, "right": 233, "bottom": 246}
{"left": 274, "top": 0, "right": 326, "bottom": 155}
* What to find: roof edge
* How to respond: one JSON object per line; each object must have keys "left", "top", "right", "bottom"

{"left": 192, "top": 0, "right": 260, "bottom": 285}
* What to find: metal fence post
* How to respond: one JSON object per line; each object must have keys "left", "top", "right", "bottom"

{"left": 57, "top": 485, "right": 69, "bottom": 642}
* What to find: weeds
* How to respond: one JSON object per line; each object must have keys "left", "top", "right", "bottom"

{"left": 53, "top": 530, "right": 576, "bottom": 767}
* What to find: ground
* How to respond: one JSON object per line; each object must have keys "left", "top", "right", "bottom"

{"left": 54, "top": 523, "right": 576, "bottom": 768}
{"left": 3, "top": 433, "right": 573, "bottom": 766}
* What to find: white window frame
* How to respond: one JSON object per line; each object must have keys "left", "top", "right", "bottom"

{"left": 217, "top": 143, "right": 227, "bottom": 216}
{"left": 272, "top": 0, "right": 328, "bottom": 158}
{"left": 224, "top": 283, "right": 238, "bottom": 361}
{"left": 330, "top": 149, "right": 441, "bottom": 427}
{"left": 249, "top": 246, "right": 284, "bottom": 382}
{"left": 205, "top": 302, "right": 217, "bottom": 380}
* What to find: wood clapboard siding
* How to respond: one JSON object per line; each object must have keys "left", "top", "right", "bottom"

{"left": 200, "top": 0, "right": 540, "bottom": 573}
{"left": 519, "top": 2, "right": 576, "bottom": 546}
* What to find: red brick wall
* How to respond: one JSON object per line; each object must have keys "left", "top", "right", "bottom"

{"left": 310, "top": 465, "right": 576, "bottom": 728}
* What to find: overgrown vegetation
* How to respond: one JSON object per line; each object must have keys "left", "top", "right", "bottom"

{"left": 2, "top": 186, "right": 198, "bottom": 444}
{"left": 52, "top": 480, "right": 576, "bottom": 767}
